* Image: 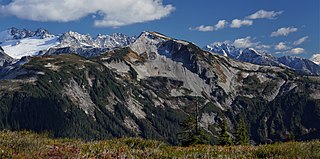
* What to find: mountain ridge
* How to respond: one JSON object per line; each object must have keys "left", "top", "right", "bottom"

{"left": 1, "top": 27, "right": 318, "bottom": 76}
{"left": 204, "top": 43, "right": 320, "bottom": 75}
{"left": 0, "top": 28, "right": 319, "bottom": 145}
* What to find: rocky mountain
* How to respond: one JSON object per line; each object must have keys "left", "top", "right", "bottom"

{"left": 0, "top": 31, "right": 319, "bottom": 145}
{"left": 0, "top": 28, "right": 135, "bottom": 59}
{"left": 311, "top": 54, "right": 320, "bottom": 65}
{"left": 204, "top": 43, "right": 320, "bottom": 75}
{"left": 0, "top": 46, "right": 14, "bottom": 67}
{"left": 0, "top": 27, "right": 52, "bottom": 42}
{"left": 205, "top": 43, "right": 241, "bottom": 58}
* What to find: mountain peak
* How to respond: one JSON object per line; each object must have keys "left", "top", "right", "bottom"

{"left": 137, "top": 31, "right": 172, "bottom": 41}
{"left": 311, "top": 54, "right": 320, "bottom": 65}
{"left": 204, "top": 42, "right": 241, "bottom": 58}
{"left": 34, "top": 28, "right": 53, "bottom": 39}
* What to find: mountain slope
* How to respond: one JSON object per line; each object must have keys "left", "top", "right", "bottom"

{"left": 0, "top": 31, "right": 319, "bottom": 145}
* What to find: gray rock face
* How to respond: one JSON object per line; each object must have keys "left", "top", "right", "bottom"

{"left": 48, "top": 31, "right": 136, "bottom": 57}
{"left": 8, "top": 27, "right": 53, "bottom": 40}
{"left": 0, "top": 46, "right": 13, "bottom": 67}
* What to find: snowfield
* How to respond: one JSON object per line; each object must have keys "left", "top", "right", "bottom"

{"left": 0, "top": 36, "right": 59, "bottom": 59}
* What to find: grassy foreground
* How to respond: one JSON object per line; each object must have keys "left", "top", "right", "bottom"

{"left": 0, "top": 131, "right": 319, "bottom": 158}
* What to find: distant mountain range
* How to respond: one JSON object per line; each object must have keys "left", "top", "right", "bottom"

{"left": 1, "top": 27, "right": 319, "bottom": 76}
{"left": 0, "top": 27, "right": 135, "bottom": 59}
{"left": 0, "top": 28, "right": 319, "bottom": 145}
{"left": 204, "top": 43, "right": 320, "bottom": 75}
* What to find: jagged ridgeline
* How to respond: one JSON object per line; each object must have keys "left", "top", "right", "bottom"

{"left": 0, "top": 31, "right": 319, "bottom": 145}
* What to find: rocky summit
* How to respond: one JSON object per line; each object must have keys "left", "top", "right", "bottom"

{"left": 0, "top": 29, "right": 319, "bottom": 145}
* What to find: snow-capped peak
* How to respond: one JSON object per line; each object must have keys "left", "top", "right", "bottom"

{"left": 310, "top": 54, "right": 320, "bottom": 65}
{"left": 0, "top": 27, "right": 54, "bottom": 42}
{"left": 34, "top": 28, "right": 54, "bottom": 39}
{"left": 204, "top": 43, "right": 241, "bottom": 58}
{"left": 58, "top": 31, "right": 94, "bottom": 48}
{"left": 0, "top": 28, "right": 59, "bottom": 59}
{"left": 57, "top": 31, "right": 135, "bottom": 49}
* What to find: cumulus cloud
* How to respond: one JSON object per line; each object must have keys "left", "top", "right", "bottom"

{"left": 189, "top": 25, "right": 214, "bottom": 32}
{"left": 246, "top": 10, "right": 283, "bottom": 19}
{"left": 256, "top": 44, "right": 271, "bottom": 49}
{"left": 190, "top": 20, "right": 228, "bottom": 32}
{"left": 233, "top": 36, "right": 259, "bottom": 48}
{"left": 271, "top": 27, "right": 298, "bottom": 37}
{"left": 293, "top": 36, "right": 309, "bottom": 45}
{"left": 275, "top": 42, "right": 289, "bottom": 50}
{"left": 289, "top": 48, "right": 305, "bottom": 54}
{"left": 0, "top": 0, "right": 175, "bottom": 27}
{"left": 214, "top": 20, "right": 228, "bottom": 30}
{"left": 230, "top": 19, "right": 253, "bottom": 28}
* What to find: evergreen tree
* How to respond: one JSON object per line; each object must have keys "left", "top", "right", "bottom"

{"left": 218, "top": 120, "right": 233, "bottom": 146}
{"left": 177, "top": 116, "right": 210, "bottom": 146}
{"left": 234, "top": 118, "right": 250, "bottom": 145}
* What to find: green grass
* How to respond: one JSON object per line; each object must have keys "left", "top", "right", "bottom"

{"left": 0, "top": 130, "right": 319, "bottom": 158}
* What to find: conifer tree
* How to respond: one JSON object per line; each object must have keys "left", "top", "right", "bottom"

{"left": 234, "top": 118, "right": 250, "bottom": 145}
{"left": 218, "top": 120, "right": 233, "bottom": 146}
{"left": 177, "top": 116, "right": 210, "bottom": 146}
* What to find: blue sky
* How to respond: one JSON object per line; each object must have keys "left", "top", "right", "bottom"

{"left": 0, "top": 0, "right": 319, "bottom": 58}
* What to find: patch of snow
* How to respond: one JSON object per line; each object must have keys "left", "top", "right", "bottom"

{"left": 0, "top": 36, "right": 59, "bottom": 59}
{"left": 174, "top": 40, "right": 189, "bottom": 45}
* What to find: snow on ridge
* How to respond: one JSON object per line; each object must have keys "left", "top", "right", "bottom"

{"left": 310, "top": 54, "right": 320, "bottom": 65}
{"left": 0, "top": 36, "right": 59, "bottom": 59}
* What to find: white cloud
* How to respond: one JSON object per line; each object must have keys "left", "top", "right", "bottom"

{"left": 0, "top": 0, "right": 175, "bottom": 27}
{"left": 233, "top": 36, "right": 259, "bottom": 48}
{"left": 271, "top": 27, "right": 298, "bottom": 37}
{"left": 255, "top": 44, "right": 271, "bottom": 52}
{"left": 293, "top": 36, "right": 308, "bottom": 45}
{"left": 190, "top": 20, "right": 228, "bottom": 32}
{"left": 210, "top": 40, "right": 232, "bottom": 46}
{"left": 214, "top": 20, "right": 228, "bottom": 30}
{"left": 246, "top": 10, "right": 283, "bottom": 19}
{"left": 189, "top": 25, "right": 214, "bottom": 32}
{"left": 275, "top": 42, "right": 288, "bottom": 50}
{"left": 289, "top": 48, "right": 305, "bottom": 54}
{"left": 230, "top": 19, "right": 253, "bottom": 28}
{"left": 256, "top": 44, "right": 271, "bottom": 49}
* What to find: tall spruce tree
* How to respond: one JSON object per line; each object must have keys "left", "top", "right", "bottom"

{"left": 218, "top": 120, "right": 233, "bottom": 146}
{"left": 177, "top": 116, "right": 210, "bottom": 146}
{"left": 234, "top": 118, "right": 250, "bottom": 145}
{"left": 177, "top": 98, "right": 211, "bottom": 146}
